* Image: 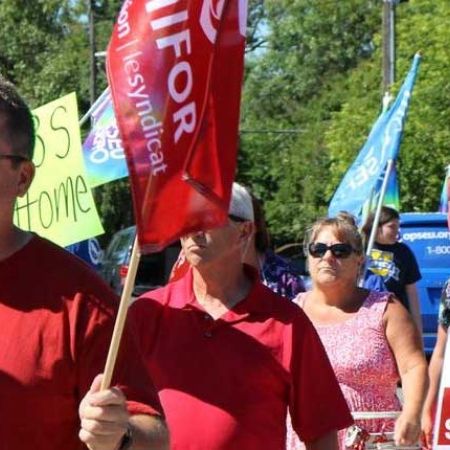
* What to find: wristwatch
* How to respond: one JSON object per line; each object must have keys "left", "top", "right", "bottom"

{"left": 118, "top": 425, "right": 133, "bottom": 450}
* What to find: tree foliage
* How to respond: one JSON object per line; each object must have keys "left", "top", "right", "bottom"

{"left": 241, "top": 0, "right": 381, "bottom": 244}
{"left": 0, "top": 0, "right": 128, "bottom": 243}
{"left": 325, "top": 0, "right": 450, "bottom": 213}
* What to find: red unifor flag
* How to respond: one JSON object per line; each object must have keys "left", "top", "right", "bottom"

{"left": 107, "top": 0, "right": 247, "bottom": 253}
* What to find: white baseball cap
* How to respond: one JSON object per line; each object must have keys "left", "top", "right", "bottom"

{"left": 228, "top": 182, "right": 254, "bottom": 222}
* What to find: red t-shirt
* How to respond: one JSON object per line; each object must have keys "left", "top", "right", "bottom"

{"left": 130, "top": 266, "right": 352, "bottom": 450}
{"left": 0, "top": 235, "right": 161, "bottom": 450}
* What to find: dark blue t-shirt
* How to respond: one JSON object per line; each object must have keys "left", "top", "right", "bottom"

{"left": 367, "top": 241, "right": 421, "bottom": 309}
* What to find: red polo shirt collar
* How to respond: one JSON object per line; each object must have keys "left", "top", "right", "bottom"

{"left": 169, "top": 264, "right": 268, "bottom": 323}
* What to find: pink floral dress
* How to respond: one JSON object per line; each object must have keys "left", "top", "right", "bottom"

{"left": 286, "top": 291, "right": 401, "bottom": 450}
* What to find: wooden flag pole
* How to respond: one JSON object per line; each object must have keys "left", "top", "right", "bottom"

{"left": 101, "top": 235, "right": 141, "bottom": 390}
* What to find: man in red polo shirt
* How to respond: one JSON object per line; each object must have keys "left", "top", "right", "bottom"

{"left": 0, "top": 75, "right": 168, "bottom": 449}
{"left": 130, "top": 183, "right": 353, "bottom": 450}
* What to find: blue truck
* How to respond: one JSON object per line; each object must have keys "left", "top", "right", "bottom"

{"left": 400, "top": 212, "right": 450, "bottom": 356}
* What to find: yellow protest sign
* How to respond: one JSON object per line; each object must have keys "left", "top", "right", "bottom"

{"left": 14, "top": 92, "right": 104, "bottom": 247}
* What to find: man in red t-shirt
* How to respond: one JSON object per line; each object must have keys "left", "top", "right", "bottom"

{"left": 0, "top": 76, "right": 168, "bottom": 449}
{"left": 130, "top": 183, "right": 353, "bottom": 450}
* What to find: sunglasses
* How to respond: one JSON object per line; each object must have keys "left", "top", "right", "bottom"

{"left": 228, "top": 214, "right": 249, "bottom": 223}
{"left": 308, "top": 242, "right": 354, "bottom": 259}
{"left": 0, "top": 154, "right": 29, "bottom": 163}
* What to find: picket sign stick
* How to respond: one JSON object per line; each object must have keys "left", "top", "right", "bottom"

{"left": 101, "top": 236, "right": 141, "bottom": 390}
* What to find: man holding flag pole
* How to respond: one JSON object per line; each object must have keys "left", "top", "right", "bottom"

{"left": 0, "top": 75, "right": 168, "bottom": 449}
{"left": 83, "top": 0, "right": 353, "bottom": 449}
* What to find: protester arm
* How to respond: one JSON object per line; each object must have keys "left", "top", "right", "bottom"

{"left": 385, "top": 297, "right": 428, "bottom": 447}
{"left": 304, "top": 430, "right": 338, "bottom": 450}
{"left": 421, "top": 324, "right": 447, "bottom": 449}
{"left": 406, "top": 283, "right": 422, "bottom": 336}
{"left": 74, "top": 287, "right": 165, "bottom": 449}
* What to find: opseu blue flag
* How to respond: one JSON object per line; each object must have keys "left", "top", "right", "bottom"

{"left": 329, "top": 53, "right": 421, "bottom": 218}
{"left": 82, "top": 89, "right": 129, "bottom": 187}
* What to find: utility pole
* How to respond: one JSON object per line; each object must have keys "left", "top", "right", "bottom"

{"left": 382, "top": 0, "right": 396, "bottom": 97}
{"left": 88, "top": 0, "right": 97, "bottom": 107}
{"left": 382, "top": 0, "right": 396, "bottom": 110}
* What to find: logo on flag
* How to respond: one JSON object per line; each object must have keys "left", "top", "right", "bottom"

{"left": 200, "top": 0, "right": 225, "bottom": 43}
{"left": 82, "top": 89, "right": 128, "bottom": 187}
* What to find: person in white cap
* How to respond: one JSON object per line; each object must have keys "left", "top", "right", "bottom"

{"left": 169, "top": 185, "right": 306, "bottom": 300}
{"left": 128, "top": 182, "right": 353, "bottom": 450}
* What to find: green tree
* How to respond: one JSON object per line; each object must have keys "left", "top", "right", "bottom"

{"left": 4, "top": 0, "right": 448, "bottom": 248}
{"left": 241, "top": 0, "right": 450, "bottom": 246}
{"left": 0, "top": 0, "right": 92, "bottom": 107}
{"left": 0, "top": 0, "right": 129, "bottom": 243}
{"left": 325, "top": 0, "right": 450, "bottom": 213}
{"left": 241, "top": 0, "right": 381, "bottom": 244}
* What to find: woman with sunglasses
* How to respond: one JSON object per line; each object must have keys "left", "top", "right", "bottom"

{"left": 286, "top": 213, "right": 427, "bottom": 450}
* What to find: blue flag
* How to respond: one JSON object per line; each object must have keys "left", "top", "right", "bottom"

{"left": 329, "top": 53, "right": 421, "bottom": 218}
{"left": 81, "top": 89, "right": 129, "bottom": 187}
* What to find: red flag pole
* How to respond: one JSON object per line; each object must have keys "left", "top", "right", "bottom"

{"left": 100, "top": 236, "right": 140, "bottom": 389}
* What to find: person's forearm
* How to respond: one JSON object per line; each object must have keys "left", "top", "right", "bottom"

{"left": 406, "top": 285, "right": 422, "bottom": 337}
{"left": 410, "top": 304, "right": 422, "bottom": 338}
{"left": 401, "top": 362, "right": 429, "bottom": 419}
{"left": 304, "top": 430, "right": 338, "bottom": 450}
{"left": 129, "top": 415, "right": 169, "bottom": 450}
{"left": 423, "top": 354, "right": 444, "bottom": 415}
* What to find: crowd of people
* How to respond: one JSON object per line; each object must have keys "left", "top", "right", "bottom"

{"left": 1, "top": 76, "right": 449, "bottom": 450}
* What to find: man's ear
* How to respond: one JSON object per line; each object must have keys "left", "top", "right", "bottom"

{"left": 239, "top": 221, "right": 255, "bottom": 242}
{"left": 16, "top": 161, "right": 35, "bottom": 197}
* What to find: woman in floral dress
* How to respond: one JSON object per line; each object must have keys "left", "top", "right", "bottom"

{"left": 286, "top": 214, "right": 428, "bottom": 450}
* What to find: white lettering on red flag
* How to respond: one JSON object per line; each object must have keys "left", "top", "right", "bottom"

{"left": 107, "top": 0, "right": 247, "bottom": 252}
